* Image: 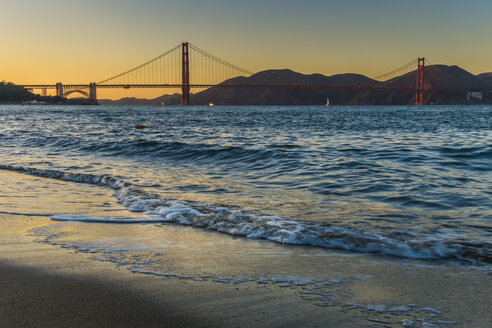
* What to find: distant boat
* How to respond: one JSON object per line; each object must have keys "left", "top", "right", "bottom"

{"left": 161, "top": 101, "right": 165, "bottom": 106}
{"left": 325, "top": 98, "right": 330, "bottom": 107}
{"left": 209, "top": 102, "right": 214, "bottom": 107}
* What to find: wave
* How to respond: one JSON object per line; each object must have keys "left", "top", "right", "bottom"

{"left": 12, "top": 136, "right": 300, "bottom": 169}
{"left": 1, "top": 164, "right": 490, "bottom": 265}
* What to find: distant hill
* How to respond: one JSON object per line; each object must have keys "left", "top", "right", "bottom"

{"left": 99, "top": 94, "right": 182, "bottom": 106}
{"left": 101, "top": 65, "right": 492, "bottom": 106}
{"left": 352, "top": 65, "right": 492, "bottom": 105}
{"left": 191, "top": 70, "right": 376, "bottom": 105}
{"left": 477, "top": 72, "right": 492, "bottom": 89}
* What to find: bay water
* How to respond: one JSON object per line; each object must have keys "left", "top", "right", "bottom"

{"left": 1, "top": 104, "right": 491, "bottom": 326}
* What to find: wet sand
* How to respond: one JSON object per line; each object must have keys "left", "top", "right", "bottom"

{"left": 0, "top": 262, "right": 204, "bottom": 328}
{"left": 1, "top": 170, "right": 491, "bottom": 328}
{"left": 3, "top": 214, "right": 491, "bottom": 328}
{"left": 0, "top": 212, "right": 356, "bottom": 328}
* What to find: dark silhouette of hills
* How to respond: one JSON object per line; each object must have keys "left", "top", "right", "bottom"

{"left": 477, "top": 72, "right": 492, "bottom": 89}
{"left": 100, "top": 65, "right": 492, "bottom": 106}
{"left": 350, "top": 65, "right": 491, "bottom": 105}
{"left": 0, "top": 81, "right": 63, "bottom": 104}
{"left": 191, "top": 70, "right": 375, "bottom": 105}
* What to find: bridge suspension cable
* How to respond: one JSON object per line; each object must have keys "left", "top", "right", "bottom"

{"left": 373, "top": 59, "right": 418, "bottom": 82}
{"left": 96, "top": 42, "right": 252, "bottom": 87}
{"left": 188, "top": 43, "right": 252, "bottom": 78}
{"left": 363, "top": 57, "right": 433, "bottom": 93}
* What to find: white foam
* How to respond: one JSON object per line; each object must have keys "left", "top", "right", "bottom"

{"left": 390, "top": 305, "right": 410, "bottom": 312}
{"left": 400, "top": 319, "right": 414, "bottom": 327}
{"left": 3, "top": 164, "right": 490, "bottom": 264}
{"left": 149, "top": 202, "right": 204, "bottom": 217}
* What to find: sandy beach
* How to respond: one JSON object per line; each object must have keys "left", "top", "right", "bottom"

{"left": 1, "top": 170, "right": 491, "bottom": 327}
{"left": 0, "top": 213, "right": 356, "bottom": 328}
{"left": 0, "top": 169, "right": 356, "bottom": 328}
{"left": 0, "top": 261, "right": 203, "bottom": 327}
{"left": 2, "top": 212, "right": 491, "bottom": 328}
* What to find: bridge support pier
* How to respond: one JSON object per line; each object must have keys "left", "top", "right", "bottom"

{"left": 89, "top": 83, "right": 98, "bottom": 105}
{"left": 181, "top": 42, "right": 190, "bottom": 105}
{"left": 416, "top": 58, "right": 425, "bottom": 105}
{"left": 56, "top": 83, "right": 64, "bottom": 98}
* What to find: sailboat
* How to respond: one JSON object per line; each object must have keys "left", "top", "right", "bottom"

{"left": 325, "top": 97, "right": 330, "bottom": 107}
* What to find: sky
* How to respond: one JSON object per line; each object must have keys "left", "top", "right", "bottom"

{"left": 1, "top": 0, "right": 491, "bottom": 99}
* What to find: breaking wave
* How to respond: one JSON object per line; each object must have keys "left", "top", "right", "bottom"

{"left": 1, "top": 164, "right": 490, "bottom": 265}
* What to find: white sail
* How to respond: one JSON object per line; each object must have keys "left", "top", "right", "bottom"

{"left": 325, "top": 98, "right": 330, "bottom": 106}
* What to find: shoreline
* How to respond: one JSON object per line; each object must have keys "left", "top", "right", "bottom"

{"left": 1, "top": 170, "right": 491, "bottom": 327}
{"left": 0, "top": 212, "right": 354, "bottom": 328}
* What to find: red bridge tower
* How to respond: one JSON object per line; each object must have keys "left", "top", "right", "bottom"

{"left": 181, "top": 42, "right": 190, "bottom": 105}
{"left": 416, "top": 58, "right": 425, "bottom": 105}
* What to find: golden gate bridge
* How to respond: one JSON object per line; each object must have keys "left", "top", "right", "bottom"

{"left": 18, "top": 42, "right": 475, "bottom": 105}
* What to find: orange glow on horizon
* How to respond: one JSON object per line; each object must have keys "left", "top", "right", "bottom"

{"left": 2, "top": 2, "right": 491, "bottom": 100}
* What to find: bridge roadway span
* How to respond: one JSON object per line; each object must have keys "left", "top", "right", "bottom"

{"left": 20, "top": 83, "right": 460, "bottom": 94}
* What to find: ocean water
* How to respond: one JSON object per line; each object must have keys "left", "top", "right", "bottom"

{"left": 0, "top": 104, "right": 491, "bottom": 265}
{"left": 2, "top": 104, "right": 492, "bottom": 327}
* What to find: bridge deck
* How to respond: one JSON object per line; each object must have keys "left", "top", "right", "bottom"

{"left": 20, "top": 84, "right": 476, "bottom": 95}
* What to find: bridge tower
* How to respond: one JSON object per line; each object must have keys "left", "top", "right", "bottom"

{"left": 416, "top": 58, "right": 425, "bottom": 105}
{"left": 89, "top": 83, "right": 98, "bottom": 105}
{"left": 56, "top": 83, "right": 64, "bottom": 98}
{"left": 181, "top": 42, "right": 190, "bottom": 105}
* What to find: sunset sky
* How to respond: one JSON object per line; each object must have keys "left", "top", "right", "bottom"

{"left": 1, "top": 0, "right": 491, "bottom": 99}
